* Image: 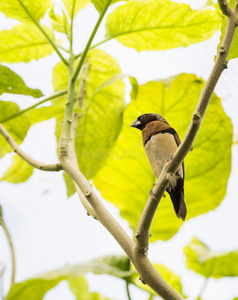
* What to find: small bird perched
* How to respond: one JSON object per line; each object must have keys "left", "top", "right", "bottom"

{"left": 130, "top": 113, "right": 187, "bottom": 221}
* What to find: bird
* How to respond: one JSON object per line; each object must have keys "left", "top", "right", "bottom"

{"left": 130, "top": 113, "right": 187, "bottom": 221}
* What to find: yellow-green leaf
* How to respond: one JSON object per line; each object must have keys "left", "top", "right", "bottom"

{"left": 68, "top": 276, "right": 110, "bottom": 300}
{"left": 131, "top": 263, "right": 186, "bottom": 298}
{"left": 105, "top": 0, "right": 221, "bottom": 51}
{"left": 49, "top": 7, "right": 70, "bottom": 35}
{"left": 0, "top": 65, "right": 43, "bottom": 97}
{"left": 0, "top": 24, "right": 55, "bottom": 63}
{"left": 91, "top": 0, "right": 126, "bottom": 13}
{"left": 62, "top": 0, "right": 90, "bottom": 19}
{"left": 0, "top": 0, "right": 51, "bottom": 23}
{"left": 6, "top": 255, "right": 133, "bottom": 300}
{"left": 184, "top": 237, "right": 238, "bottom": 278}
{"left": 0, "top": 100, "right": 31, "bottom": 158}
{"left": 0, "top": 155, "right": 33, "bottom": 183}
{"left": 53, "top": 50, "right": 125, "bottom": 196}
{"left": 94, "top": 73, "right": 232, "bottom": 241}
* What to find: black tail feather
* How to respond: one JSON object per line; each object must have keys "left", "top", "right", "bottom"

{"left": 166, "top": 177, "right": 187, "bottom": 221}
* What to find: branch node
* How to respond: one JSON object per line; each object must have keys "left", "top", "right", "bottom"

{"left": 223, "top": 61, "right": 228, "bottom": 69}
{"left": 135, "top": 232, "right": 140, "bottom": 238}
{"left": 67, "top": 118, "right": 72, "bottom": 123}
{"left": 192, "top": 112, "right": 201, "bottom": 124}
{"left": 85, "top": 190, "right": 91, "bottom": 197}
{"left": 219, "top": 46, "right": 225, "bottom": 54}
{"left": 149, "top": 233, "right": 152, "bottom": 237}
{"left": 139, "top": 277, "right": 146, "bottom": 285}
{"left": 235, "top": 20, "right": 238, "bottom": 27}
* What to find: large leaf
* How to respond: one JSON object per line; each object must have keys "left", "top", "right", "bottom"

{"left": 68, "top": 276, "right": 110, "bottom": 300}
{"left": 0, "top": 24, "right": 55, "bottom": 63}
{"left": 0, "top": 100, "right": 31, "bottom": 158}
{"left": 105, "top": 0, "right": 221, "bottom": 51}
{"left": 5, "top": 255, "right": 133, "bottom": 300}
{"left": 94, "top": 73, "right": 232, "bottom": 241}
{"left": 0, "top": 65, "right": 43, "bottom": 97}
{"left": 0, "top": 0, "right": 51, "bottom": 23}
{"left": 62, "top": 0, "right": 90, "bottom": 18}
{"left": 0, "top": 155, "right": 34, "bottom": 183}
{"left": 184, "top": 237, "right": 238, "bottom": 278}
{"left": 53, "top": 49, "right": 125, "bottom": 196}
{"left": 217, "top": 0, "right": 238, "bottom": 60}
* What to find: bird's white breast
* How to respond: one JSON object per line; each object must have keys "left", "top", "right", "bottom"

{"left": 144, "top": 133, "right": 183, "bottom": 185}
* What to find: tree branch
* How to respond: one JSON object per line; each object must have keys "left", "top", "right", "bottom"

{"left": 218, "top": 0, "right": 232, "bottom": 16}
{"left": 135, "top": 3, "right": 238, "bottom": 254}
{"left": 68, "top": 115, "right": 97, "bottom": 218}
{"left": 17, "top": 0, "right": 68, "bottom": 66}
{"left": 0, "top": 124, "right": 62, "bottom": 172}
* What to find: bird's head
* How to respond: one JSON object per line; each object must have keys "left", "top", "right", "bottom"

{"left": 130, "top": 113, "right": 169, "bottom": 131}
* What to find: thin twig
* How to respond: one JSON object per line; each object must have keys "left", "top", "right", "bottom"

{"left": 135, "top": 3, "right": 238, "bottom": 254}
{"left": 0, "top": 211, "right": 16, "bottom": 286}
{"left": 0, "top": 90, "right": 67, "bottom": 124}
{"left": 0, "top": 124, "right": 62, "bottom": 172}
{"left": 17, "top": 0, "right": 68, "bottom": 66}
{"left": 72, "top": 0, "right": 113, "bottom": 81}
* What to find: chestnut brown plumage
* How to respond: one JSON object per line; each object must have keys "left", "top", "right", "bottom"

{"left": 130, "top": 113, "right": 187, "bottom": 221}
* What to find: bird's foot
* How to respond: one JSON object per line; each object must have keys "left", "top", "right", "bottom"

{"left": 149, "top": 189, "right": 157, "bottom": 200}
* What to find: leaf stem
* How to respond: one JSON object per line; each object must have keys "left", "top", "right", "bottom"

{"left": 135, "top": 1, "right": 238, "bottom": 255}
{"left": 126, "top": 282, "right": 132, "bottom": 300}
{"left": 17, "top": 0, "right": 68, "bottom": 66}
{"left": 0, "top": 210, "right": 16, "bottom": 286}
{"left": 69, "top": 0, "right": 76, "bottom": 53}
{"left": 0, "top": 90, "right": 67, "bottom": 124}
{"left": 72, "top": 0, "right": 113, "bottom": 81}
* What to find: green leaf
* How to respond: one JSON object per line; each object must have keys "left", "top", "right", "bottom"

{"left": 94, "top": 73, "right": 232, "bottom": 241}
{"left": 91, "top": 0, "right": 125, "bottom": 13}
{"left": 68, "top": 276, "right": 110, "bottom": 300}
{"left": 105, "top": 0, "right": 221, "bottom": 51}
{"left": 0, "top": 100, "right": 31, "bottom": 158}
{"left": 0, "top": 155, "right": 34, "bottom": 183}
{"left": 0, "top": 24, "right": 55, "bottom": 63}
{"left": 131, "top": 263, "right": 186, "bottom": 298}
{"left": 0, "top": 65, "right": 43, "bottom": 97}
{"left": 49, "top": 7, "right": 70, "bottom": 35}
{"left": 217, "top": 0, "right": 238, "bottom": 60}
{"left": 28, "top": 106, "right": 65, "bottom": 125}
{"left": 62, "top": 0, "right": 90, "bottom": 19}
{"left": 0, "top": 0, "right": 51, "bottom": 23}
{"left": 53, "top": 50, "right": 125, "bottom": 197}
{"left": 184, "top": 237, "right": 238, "bottom": 278}
{"left": 6, "top": 255, "right": 133, "bottom": 300}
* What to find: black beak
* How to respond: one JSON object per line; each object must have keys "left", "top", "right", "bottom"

{"left": 130, "top": 119, "right": 141, "bottom": 128}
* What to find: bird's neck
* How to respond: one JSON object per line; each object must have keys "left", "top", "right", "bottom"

{"left": 142, "top": 120, "right": 170, "bottom": 146}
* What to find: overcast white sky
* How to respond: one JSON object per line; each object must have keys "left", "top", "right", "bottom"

{"left": 1, "top": 1, "right": 238, "bottom": 299}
